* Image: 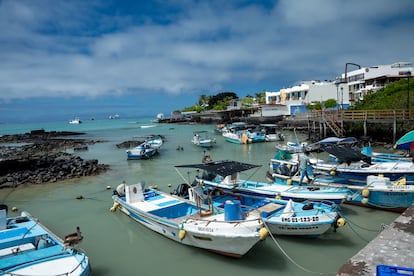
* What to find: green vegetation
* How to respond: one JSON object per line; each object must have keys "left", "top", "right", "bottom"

{"left": 350, "top": 78, "right": 412, "bottom": 110}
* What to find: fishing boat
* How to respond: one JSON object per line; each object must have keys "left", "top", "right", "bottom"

{"left": 69, "top": 118, "right": 82, "bottom": 124}
{"left": 312, "top": 143, "right": 414, "bottom": 184}
{"left": 281, "top": 174, "right": 414, "bottom": 213}
{"left": 110, "top": 182, "right": 268, "bottom": 258}
{"left": 175, "top": 160, "right": 350, "bottom": 204}
{"left": 221, "top": 123, "right": 250, "bottom": 144}
{"left": 191, "top": 131, "right": 216, "bottom": 148}
{"left": 172, "top": 183, "right": 345, "bottom": 237}
{"left": 126, "top": 135, "right": 163, "bottom": 160}
{"left": 0, "top": 205, "right": 91, "bottom": 275}
{"left": 260, "top": 124, "right": 285, "bottom": 142}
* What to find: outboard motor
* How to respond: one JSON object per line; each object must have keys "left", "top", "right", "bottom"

{"left": 171, "top": 183, "right": 191, "bottom": 197}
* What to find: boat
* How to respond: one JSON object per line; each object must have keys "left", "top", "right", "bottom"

{"left": 260, "top": 124, "right": 285, "bottom": 142}
{"left": 275, "top": 141, "right": 310, "bottom": 153}
{"left": 175, "top": 160, "right": 350, "bottom": 204}
{"left": 110, "top": 182, "right": 268, "bottom": 258}
{"left": 126, "top": 136, "right": 163, "bottom": 160}
{"left": 312, "top": 143, "right": 414, "bottom": 184}
{"left": 0, "top": 205, "right": 91, "bottom": 275}
{"left": 191, "top": 131, "right": 216, "bottom": 148}
{"left": 172, "top": 183, "right": 345, "bottom": 237}
{"left": 245, "top": 126, "right": 266, "bottom": 143}
{"left": 69, "top": 118, "right": 82, "bottom": 124}
{"left": 221, "top": 123, "right": 250, "bottom": 144}
{"left": 277, "top": 174, "right": 414, "bottom": 213}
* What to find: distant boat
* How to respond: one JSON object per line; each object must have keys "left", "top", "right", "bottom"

{"left": 109, "top": 114, "right": 120, "bottom": 119}
{"left": 192, "top": 130, "right": 216, "bottom": 148}
{"left": 69, "top": 118, "right": 82, "bottom": 124}
{"left": 141, "top": 125, "right": 156, "bottom": 129}
{"left": 126, "top": 136, "right": 163, "bottom": 160}
{"left": 0, "top": 205, "right": 91, "bottom": 275}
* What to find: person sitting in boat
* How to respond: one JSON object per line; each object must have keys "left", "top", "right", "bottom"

{"left": 299, "top": 151, "right": 312, "bottom": 186}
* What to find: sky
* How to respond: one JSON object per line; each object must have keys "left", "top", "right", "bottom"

{"left": 0, "top": 0, "right": 414, "bottom": 123}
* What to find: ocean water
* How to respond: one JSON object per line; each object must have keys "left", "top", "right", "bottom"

{"left": 0, "top": 118, "right": 399, "bottom": 276}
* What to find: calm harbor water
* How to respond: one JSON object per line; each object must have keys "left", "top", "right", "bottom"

{"left": 0, "top": 118, "right": 399, "bottom": 276}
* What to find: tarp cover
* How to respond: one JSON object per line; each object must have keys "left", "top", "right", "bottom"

{"left": 175, "top": 160, "right": 261, "bottom": 176}
{"left": 321, "top": 144, "right": 372, "bottom": 165}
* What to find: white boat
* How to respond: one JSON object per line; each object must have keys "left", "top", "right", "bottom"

{"left": 221, "top": 123, "right": 250, "bottom": 144}
{"left": 172, "top": 184, "right": 345, "bottom": 237}
{"left": 301, "top": 174, "right": 414, "bottom": 213}
{"left": 260, "top": 124, "right": 285, "bottom": 142}
{"left": 69, "top": 118, "right": 82, "bottom": 124}
{"left": 110, "top": 182, "right": 268, "bottom": 258}
{"left": 0, "top": 205, "right": 91, "bottom": 275}
{"left": 126, "top": 136, "right": 163, "bottom": 160}
{"left": 191, "top": 131, "right": 216, "bottom": 148}
{"left": 175, "top": 160, "right": 350, "bottom": 204}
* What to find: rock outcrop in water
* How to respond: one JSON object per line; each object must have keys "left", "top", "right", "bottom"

{"left": 0, "top": 129, "right": 109, "bottom": 189}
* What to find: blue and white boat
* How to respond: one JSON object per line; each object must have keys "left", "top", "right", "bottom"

{"left": 172, "top": 184, "right": 345, "bottom": 238}
{"left": 298, "top": 174, "right": 413, "bottom": 213}
{"left": 110, "top": 182, "right": 268, "bottom": 258}
{"left": 221, "top": 123, "right": 250, "bottom": 144}
{"left": 0, "top": 206, "right": 91, "bottom": 275}
{"left": 126, "top": 135, "right": 163, "bottom": 160}
{"left": 191, "top": 131, "right": 216, "bottom": 148}
{"left": 175, "top": 160, "right": 350, "bottom": 204}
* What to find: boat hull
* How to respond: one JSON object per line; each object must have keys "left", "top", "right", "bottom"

{"left": 1, "top": 211, "right": 90, "bottom": 276}
{"left": 112, "top": 188, "right": 265, "bottom": 258}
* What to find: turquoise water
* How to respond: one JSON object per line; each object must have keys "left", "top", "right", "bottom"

{"left": 0, "top": 119, "right": 399, "bottom": 276}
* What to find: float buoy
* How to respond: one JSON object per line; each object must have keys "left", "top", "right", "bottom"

{"left": 110, "top": 202, "right": 119, "bottom": 212}
{"left": 336, "top": 217, "right": 346, "bottom": 227}
{"left": 259, "top": 227, "right": 269, "bottom": 240}
{"left": 361, "top": 198, "right": 369, "bottom": 205}
{"left": 287, "top": 179, "right": 293, "bottom": 185}
{"left": 362, "top": 189, "right": 370, "bottom": 198}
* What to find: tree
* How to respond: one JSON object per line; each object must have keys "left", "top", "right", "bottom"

{"left": 324, "top": 99, "right": 337, "bottom": 109}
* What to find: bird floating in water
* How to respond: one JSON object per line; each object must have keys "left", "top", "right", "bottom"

{"left": 63, "top": 226, "right": 83, "bottom": 249}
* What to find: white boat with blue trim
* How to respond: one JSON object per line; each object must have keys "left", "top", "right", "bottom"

{"left": 175, "top": 160, "right": 350, "bottom": 204}
{"left": 172, "top": 184, "right": 345, "bottom": 237}
{"left": 126, "top": 135, "right": 163, "bottom": 160}
{"left": 110, "top": 182, "right": 268, "bottom": 258}
{"left": 0, "top": 205, "right": 91, "bottom": 276}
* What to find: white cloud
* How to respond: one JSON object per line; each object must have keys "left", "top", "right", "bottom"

{"left": 0, "top": 0, "right": 413, "bottom": 101}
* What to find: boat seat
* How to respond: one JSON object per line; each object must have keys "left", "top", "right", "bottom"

{"left": 0, "top": 244, "right": 62, "bottom": 271}
{"left": 257, "top": 203, "right": 285, "bottom": 218}
{"left": 0, "top": 243, "right": 35, "bottom": 257}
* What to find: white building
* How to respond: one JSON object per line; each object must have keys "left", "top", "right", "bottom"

{"left": 263, "top": 61, "right": 413, "bottom": 117}
{"left": 264, "top": 80, "right": 348, "bottom": 116}
{"left": 342, "top": 62, "right": 413, "bottom": 104}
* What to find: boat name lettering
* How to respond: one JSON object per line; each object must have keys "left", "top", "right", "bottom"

{"left": 282, "top": 216, "right": 320, "bottom": 223}
{"left": 197, "top": 226, "right": 214, "bottom": 232}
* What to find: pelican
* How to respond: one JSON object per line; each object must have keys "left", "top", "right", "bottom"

{"left": 63, "top": 226, "right": 83, "bottom": 249}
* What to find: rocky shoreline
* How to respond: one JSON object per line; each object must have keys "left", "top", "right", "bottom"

{"left": 0, "top": 130, "right": 109, "bottom": 189}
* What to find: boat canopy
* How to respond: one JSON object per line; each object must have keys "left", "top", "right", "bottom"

{"left": 175, "top": 160, "right": 261, "bottom": 177}
{"left": 316, "top": 137, "right": 358, "bottom": 145}
{"left": 321, "top": 144, "right": 372, "bottom": 165}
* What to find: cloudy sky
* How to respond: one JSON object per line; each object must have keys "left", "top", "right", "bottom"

{"left": 1, "top": 0, "right": 413, "bottom": 122}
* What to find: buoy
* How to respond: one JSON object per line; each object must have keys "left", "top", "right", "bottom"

{"left": 76, "top": 195, "right": 84, "bottom": 200}
{"left": 110, "top": 202, "right": 119, "bottom": 212}
{"left": 259, "top": 227, "right": 269, "bottom": 240}
{"left": 275, "top": 194, "right": 282, "bottom": 200}
{"left": 287, "top": 179, "right": 293, "bottom": 185}
{"left": 168, "top": 184, "right": 172, "bottom": 187}
{"left": 336, "top": 217, "right": 346, "bottom": 227}
{"left": 149, "top": 185, "right": 158, "bottom": 190}
{"left": 378, "top": 174, "right": 384, "bottom": 177}
{"left": 11, "top": 207, "right": 18, "bottom": 212}
{"left": 106, "top": 185, "right": 111, "bottom": 190}
{"left": 361, "top": 197, "right": 369, "bottom": 205}
{"left": 286, "top": 164, "right": 291, "bottom": 169}
{"left": 362, "top": 189, "right": 370, "bottom": 198}
{"left": 330, "top": 170, "right": 336, "bottom": 176}
{"left": 179, "top": 229, "right": 186, "bottom": 240}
